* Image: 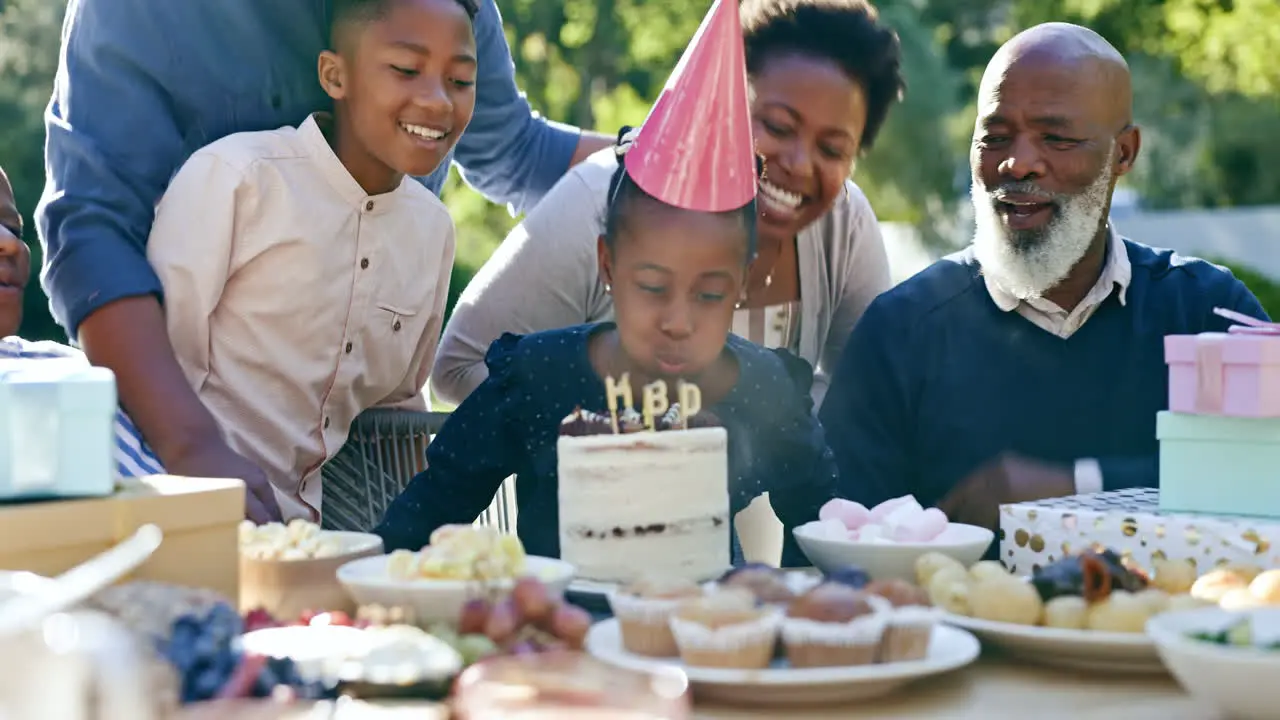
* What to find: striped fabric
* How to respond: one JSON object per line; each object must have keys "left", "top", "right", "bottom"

{"left": 731, "top": 301, "right": 802, "bottom": 352}
{"left": 1, "top": 337, "right": 165, "bottom": 478}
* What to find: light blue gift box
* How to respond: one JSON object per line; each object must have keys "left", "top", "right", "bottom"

{"left": 1158, "top": 410, "right": 1280, "bottom": 518}
{"left": 0, "top": 358, "right": 117, "bottom": 500}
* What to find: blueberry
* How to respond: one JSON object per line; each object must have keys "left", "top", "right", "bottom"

{"left": 171, "top": 616, "right": 201, "bottom": 642}
{"left": 189, "top": 666, "right": 228, "bottom": 702}
{"left": 192, "top": 633, "right": 220, "bottom": 659}
{"left": 207, "top": 602, "right": 242, "bottom": 627}
{"left": 165, "top": 642, "right": 199, "bottom": 672}
{"left": 823, "top": 565, "right": 871, "bottom": 589}
{"left": 252, "top": 667, "right": 278, "bottom": 698}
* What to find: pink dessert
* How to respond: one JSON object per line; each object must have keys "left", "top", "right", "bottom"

{"left": 812, "top": 495, "right": 951, "bottom": 544}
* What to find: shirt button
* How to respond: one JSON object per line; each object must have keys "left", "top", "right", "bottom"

{"left": 365, "top": 200, "right": 374, "bottom": 211}
{"left": 344, "top": 341, "right": 353, "bottom": 354}
{"left": 323, "top": 416, "right": 330, "bottom": 429}
{"left": 393, "top": 320, "right": 402, "bottom": 332}
{"left": 360, "top": 258, "right": 369, "bottom": 270}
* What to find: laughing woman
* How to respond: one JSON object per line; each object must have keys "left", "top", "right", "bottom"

{"left": 431, "top": 0, "right": 905, "bottom": 408}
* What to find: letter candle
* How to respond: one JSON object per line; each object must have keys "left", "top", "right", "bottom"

{"left": 641, "top": 380, "right": 669, "bottom": 431}
{"left": 604, "top": 374, "right": 633, "bottom": 434}
{"left": 678, "top": 381, "right": 701, "bottom": 429}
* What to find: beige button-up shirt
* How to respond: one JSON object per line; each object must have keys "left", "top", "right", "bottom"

{"left": 148, "top": 114, "right": 454, "bottom": 521}
{"left": 982, "top": 227, "right": 1131, "bottom": 495}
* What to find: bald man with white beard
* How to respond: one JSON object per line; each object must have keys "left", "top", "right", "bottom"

{"left": 819, "top": 23, "right": 1269, "bottom": 535}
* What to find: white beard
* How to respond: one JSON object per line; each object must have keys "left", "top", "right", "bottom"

{"left": 971, "top": 161, "right": 1113, "bottom": 300}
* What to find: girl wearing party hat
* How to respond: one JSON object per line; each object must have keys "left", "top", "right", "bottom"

{"left": 431, "top": 0, "right": 905, "bottom": 410}
{"left": 375, "top": 0, "right": 838, "bottom": 567}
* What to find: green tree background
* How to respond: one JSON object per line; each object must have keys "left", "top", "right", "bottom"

{"left": 3, "top": 0, "right": 1280, "bottom": 343}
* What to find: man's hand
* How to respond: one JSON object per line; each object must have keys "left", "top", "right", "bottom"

{"left": 169, "top": 439, "right": 282, "bottom": 523}
{"left": 937, "top": 453, "right": 1075, "bottom": 531}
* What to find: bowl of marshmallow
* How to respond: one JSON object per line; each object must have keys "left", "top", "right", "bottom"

{"left": 793, "top": 495, "right": 994, "bottom": 581}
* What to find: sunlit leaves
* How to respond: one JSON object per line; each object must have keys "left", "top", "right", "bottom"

{"left": 1161, "top": 0, "right": 1280, "bottom": 98}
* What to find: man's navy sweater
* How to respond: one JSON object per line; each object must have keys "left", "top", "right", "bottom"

{"left": 819, "top": 239, "right": 1270, "bottom": 510}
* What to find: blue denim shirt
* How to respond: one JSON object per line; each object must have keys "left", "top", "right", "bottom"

{"left": 37, "top": 0, "right": 581, "bottom": 336}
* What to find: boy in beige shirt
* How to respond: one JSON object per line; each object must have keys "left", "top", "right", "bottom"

{"left": 146, "top": 0, "right": 477, "bottom": 521}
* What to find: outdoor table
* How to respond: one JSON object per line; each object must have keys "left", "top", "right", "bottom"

{"left": 176, "top": 652, "right": 1217, "bottom": 719}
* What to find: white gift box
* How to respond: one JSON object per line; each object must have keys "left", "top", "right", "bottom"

{"left": 0, "top": 358, "right": 117, "bottom": 500}
{"left": 1000, "top": 488, "right": 1280, "bottom": 575}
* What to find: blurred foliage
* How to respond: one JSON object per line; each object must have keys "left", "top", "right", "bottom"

{"left": 1210, "top": 258, "right": 1280, "bottom": 322}
{"left": 2, "top": 0, "right": 1280, "bottom": 344}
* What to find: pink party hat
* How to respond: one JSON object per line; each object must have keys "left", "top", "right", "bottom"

{"left": 624, "top": 0, "right": 755, "bottom": 212}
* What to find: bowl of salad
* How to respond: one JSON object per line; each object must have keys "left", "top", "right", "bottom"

{"left": 1146, "top": 606, "right": 1280, "bottom": 720}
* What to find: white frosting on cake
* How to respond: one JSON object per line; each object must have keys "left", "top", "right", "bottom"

{"left": 557, "top": 427, "right": 730, "bottom": 584}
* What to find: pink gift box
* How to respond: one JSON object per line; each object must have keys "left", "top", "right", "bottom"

{"left": 1165, "top": 308, "right": 1280, "bottom": 417}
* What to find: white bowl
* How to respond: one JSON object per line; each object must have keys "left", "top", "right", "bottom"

{"left": 336, "top": 554, "right": 576, "bottom": 624}
{"left": 793, "top": 522, "right": 994, "bottom": 581}
{"left": 1147, "top": 606, "right": 1280, "bottom": 720}
{"left": 240, "top": 531, "right": 384, "bottom": 620}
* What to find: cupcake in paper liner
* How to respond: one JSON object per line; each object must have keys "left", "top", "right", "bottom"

{"left": 713, "top": 564, "right": 817, "bottom": 607}
{"left": 607, "top": 576, "right": 704, "bottom": 658}
{"left": 781, "top": 583, "right": 890, "bottom": 668}
{"left": 711, "top": 566, "right": 824, "bottom": 660}
{"left": 667, "top": 588, "right": 782, "bottom": 670}
{"left": 865, "top": 579, "right": 940, "bottom": 662}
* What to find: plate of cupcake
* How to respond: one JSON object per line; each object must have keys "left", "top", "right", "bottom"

{"left": 924, "top": 548, "right": 1212, "bottom": 673}
{"left": 584, "top": 566, "right": 980, "bottom": 705}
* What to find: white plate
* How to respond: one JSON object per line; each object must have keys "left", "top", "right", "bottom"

{"left": 336, "top": 554, "right": 575, "bottom": 624}
{"left": 240, "top": 625, "right": 373, "bottom": 681}
{"left": 568, "top": 572, "right": 824, "bottom": 616}
{"left": 565, "top": 579, "right": 617, "bottom": 614}
{"left": 943, "top": 613, "right": 1162, "bottom": 673}
{"left": 585, "top": 619, "right": 979, "bottom": 705}
{"left": 567, "top": 578, "right": 618, "bottom": 596}
{"left": 1147, "top": 606, "right": 1280, "bottom": 720}
{"left": 793, "top": 522, "right": 994, "bottom": 581}
{"left": 241, "top": 624, "right": 464, "bottom": 685}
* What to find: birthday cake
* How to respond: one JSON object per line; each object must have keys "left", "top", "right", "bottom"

{"left": 556, "top": 378, "right": 730, "bottom": 584}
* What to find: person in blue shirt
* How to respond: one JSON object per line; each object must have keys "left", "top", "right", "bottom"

{"left": 0, "top": 166, "right": 163, "bottom": 479}
{"left": 819, "top": 23, "right": 1269, "bottom": 533}
{"left": 36, "top": 0, "right": 611, "bottom": 510}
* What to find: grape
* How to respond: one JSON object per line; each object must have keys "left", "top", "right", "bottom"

{"left": 511, "top": 577, "right": 553, "bottom": 623}
{"left": 458, "top": 598, "right": 491, "bottom": 634}
{"left": 483, "top": 599, "right": 520, "bottom": 642}
{"left": 243, "top": 608, "right": 280, "bottom": 633}
{"left": 454, "top": 634, "right": 498, "bottom": 665}
{"left": 548, "top": 604, "right": 591, "bottom": 649}
{"left": 509, "top": 640, "right": 539, "bottom": 655}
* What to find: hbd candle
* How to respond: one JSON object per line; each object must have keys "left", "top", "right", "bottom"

{"left": 605, "top": 373, "right": 633, "bottom": 434}
{"left": 642, "top": 380, "right": 669, "bottom": 431}
{"left": 678, "top": 381, "right": 701, "bottom": 428}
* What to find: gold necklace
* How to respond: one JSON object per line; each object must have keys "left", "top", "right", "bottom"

{"left": 739, "top": 242, "right": 782, "bottom": 308}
